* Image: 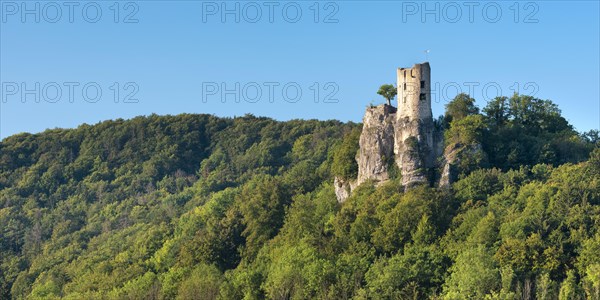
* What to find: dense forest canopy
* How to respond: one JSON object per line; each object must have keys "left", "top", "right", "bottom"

{"left": 1, "top": 94, "right": 599, "bottom": 299}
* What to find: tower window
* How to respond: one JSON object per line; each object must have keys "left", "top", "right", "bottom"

{"left": 420, "top": 81, "right": 425, "bottom": 88}
{"left": 419, "top": 93, "right": 426, "bottom": 101}
{"left": 403, "top": 96, "right": 406, "bottom": 104}
{"left": 404, "top": 83, "right": 406, "bottom": 90}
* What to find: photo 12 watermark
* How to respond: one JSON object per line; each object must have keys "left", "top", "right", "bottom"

{"left": 1, "top": 82, "right": 140, "bottom": 103}
{"left": 201, "top": 1, "right": 339, "bottom": 24}
{"left": 400, "top": 81, "right": 540, "bottom": 103}
{"left": 1, "top": 1, "right": 139, "bottom": 23}
{"left": 201, "top": 81, "right": 339, "bottom": 103}
{"left": 401, "top": 1, "right": 539, "bottom": 24}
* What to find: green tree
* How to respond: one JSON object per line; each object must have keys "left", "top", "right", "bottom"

{"left": 444, "top": 93, "right": 479, "bottom": 126}
{"left": 238, "top": 175, "right": 288, "bottom": 259}
{"left": 445, "top": 114, "right": 485, "bottom": 146}
{"left": 264, "top": 241, "right": 335, "bottom": 300}
{"left": 177, "top": 264, "right": 224, "bottom": 300}
{"left": 331, "top": 128, "right": 361, "bottom": 180}
{"left": 559, "top": 270, "right": 584, "bottom": 300}
{"left": 377, "top": 84, "right": 397, "bottom": 106}
{"left": 443, "top": 245, "right": 501, "bottom": 299}
{"left": 483, "top": 96, "right": 509, "bottom": 127}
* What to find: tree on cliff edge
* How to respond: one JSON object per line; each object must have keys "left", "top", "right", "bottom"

{"left": 378, "top": 84, "right": 397, "bottom": 106}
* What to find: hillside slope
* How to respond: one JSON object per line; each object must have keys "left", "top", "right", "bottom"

{"left": 1, "top": 95, "right": 599, "bottom": 299}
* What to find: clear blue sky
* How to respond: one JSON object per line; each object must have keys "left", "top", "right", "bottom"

{"left": 1, "top": 1, "right": 599, "bottom": 139}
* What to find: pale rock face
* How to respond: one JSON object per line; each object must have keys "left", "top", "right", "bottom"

{"left": 334, "top": 176, "right": 356, "bottom": 203}
{"left": 356, "top": 105, "right": 397, "bottom": 186}
{"left": 394, "top": 118, "right": 433, "bottom": 188}
{"left": 352, "top": 99, "right": 437, "bottom": 194}
{"left": 439, "top": 143, "right": 461, "bottom": 188}
{"left": 439, "top": 162, "right": 453, "bottom": 189}
{"left": 439, "top": 143, "right": 484, "bottom": 188}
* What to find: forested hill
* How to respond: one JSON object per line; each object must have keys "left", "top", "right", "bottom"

{"left": 1, "top": 94, "right": 600, "bottom": 299}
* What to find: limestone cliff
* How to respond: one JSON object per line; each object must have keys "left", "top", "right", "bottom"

{"left": 334, "top": 103, "right": 440, "bottom": 202}
{"left": 394, "top": 118, "right": 434, "bottom": 188}
{"left": 356, "top": 105, "right": 397, "bottom": 186}
{"left": 334, "top": 177, "right": 356, "bottom": 203}
{"left": 439, "top": 143, "right": 486, "bottom": 188}
{"left": 334, "top": 104, "right": 396, "bottom": 203}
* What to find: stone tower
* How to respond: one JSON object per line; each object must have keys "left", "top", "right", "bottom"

{"left": 397, "top": 62, "right": 432, "bottom": 122}
{"left": 394, "top": 62, "right": 436, "bottom": 187}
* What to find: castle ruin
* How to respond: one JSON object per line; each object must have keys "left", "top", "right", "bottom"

{"left": 335, "top": 62, "right": 446, "bottom": 202}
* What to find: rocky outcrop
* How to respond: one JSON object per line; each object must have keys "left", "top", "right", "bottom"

{"left": 356, "top": 105, "right": 397, "bottom": 186}
{"left": 333, "top": 102, "right": 448, "bottom": 202}
{"left": 334, "top": 105, "right": 396, "bottom": 203}
{"left": 394, "top": 117, "right": 436, "bottom": 188}
{"left": 334, "top": 102, "right": 441, "bottom": 201}
{"left": 439, "top": 143, "right": 461, "bottom": 188}
{"left": 333, "top": 62, "right": 465, "bottom": 201}
{"left": 439, "top": 143, "right": 485, "bottom": 188}
{"left": 334, "top": 176, "right": 356, "bottom": 203}
{"left": 397, "top": 134, "right": 428, "bottom": 188}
